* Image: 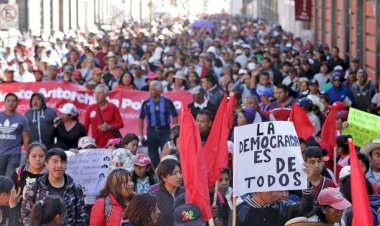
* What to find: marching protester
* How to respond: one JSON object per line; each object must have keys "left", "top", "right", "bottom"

{"left": 0, "top": 10, "right": 379, "bottom": 226}
{"left": 90, "top": 168, "right": 135, "bottom": 226}
{"left": 54, "top": 103, "right": 87, "bottom": 150}
{"left": 24, "top": 92, "right": 57, "bottom": 149}
{"left": 84, "top": 84, "right": 124, "bottom": 148}
{"left": 29, "top": 195, "right": 66, "bottom": 226}
{"left": 0, "top": 93, "right": 30, "bottom": 178}
{"left": 11, "top": 142, "right": 47, "bottom": 221}
{"left": 21, "top": 148, "right": 87, "bottom": 226}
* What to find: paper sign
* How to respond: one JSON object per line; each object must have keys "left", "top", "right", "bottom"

{"left": 65, "top": 149, "right": 111, "bottom": 195}
{"left": 343, "top": 108, "right": 380, "bottom": 147}
{"left": 233, "top": 121, "right": 307, "bottom": 196}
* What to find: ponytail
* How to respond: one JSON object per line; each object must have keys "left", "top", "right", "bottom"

{"left": 29, "top": 196, "right": 66, "bottom": 226}
{"left": 30, "top": 201, "right": 44, "bottom": 226}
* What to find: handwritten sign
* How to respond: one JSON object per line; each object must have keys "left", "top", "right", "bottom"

{"left": 233, "top": 121, "right": 307, "bottom": 195}
{"left": 65, "top": 149, "right": 111, "bottom": 195}
{"left": 343, "top": 108, "right": 380, "bottom": 147}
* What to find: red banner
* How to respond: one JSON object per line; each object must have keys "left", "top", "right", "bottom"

{"left": 295, "top": 0, "right": 312, "bottom": 21}
{"left": 0, "top": 82, "right": 193, "bottom": 136}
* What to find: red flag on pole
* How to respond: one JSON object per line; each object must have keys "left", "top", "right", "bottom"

{"left": 203, "top": 94, "right": 235, "bottom": 187}
{"left": 321, "top": 108, "right": 336, "bottom": 149}
{"left": 289, "top": 103, "right": 314, "bottom": 140}
{"left": 178, "top": 103, "right": 212, "bottom": 222}
{"left": 348, "top": 138, "right": 372, "bottom": 226}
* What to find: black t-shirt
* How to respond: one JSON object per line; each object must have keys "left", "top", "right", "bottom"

{"left": 46, "top": 179, "right": 66, "bottom": 198}
{"left": 11, "top": 166, "right": 43, "bottom": 193}
{"left": 54, "top": 121, "right": 86, "bottom": 150}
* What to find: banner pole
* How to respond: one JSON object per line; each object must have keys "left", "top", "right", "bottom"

{"left": 213, "top": 180, "right": 219, "bottom": 206}
{"left": 334, "top": 147, "right": 337, "bottom": 177}
{"left": 208, "top": 218, "right": 215, "bottom": 226}
{"left": 232, "top": 196, "right": 237, "bottom": 226}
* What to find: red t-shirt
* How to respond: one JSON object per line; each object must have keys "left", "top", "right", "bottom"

{"left": 312, "top": 176, "right": 336, "bottom": 198}
{"left": 84, "top": 102, "right": 124, "bottom": 148}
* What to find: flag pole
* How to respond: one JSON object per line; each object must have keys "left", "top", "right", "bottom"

{"left": 212, "top": 180, "right": 219, "bottom": 206}
{"left": 208, "top": 219, "right": 215, "bottom": 226}
{"left": 333, "top": 147, "right": 337, "bottom": 177}
{"left": 232, "top": 196, "right": 237, "bottom": 226}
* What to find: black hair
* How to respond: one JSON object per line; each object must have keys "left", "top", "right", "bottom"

{"left": 276, "top": 84, "right": 289, "bottom": 93}
{"left": 26, "top": 142, "right": 47, "bottom": 162}
{"left": 353, "top": 153, "right": 370, "bottom": 173}
{"left": 122, "top": 133, "right": 139, "bottom": 147}
{"left": 196, "top": 109, "right": 214, "bottom": 121}
{"left": 203, "top": 75, "right": 218, "bottom": 86}
{"left": 0, "top": 176, "right": 13, "bottom": 193}
{"left": 29, "top": 195, "right": 66, "bottom": 226}
{"left": 340, "top": 176, "right": 373, "bottom": 203}
{"left": 131, "top": 165, "right": 156, "bottom": 191}
{"left": 307, "top": 206, "right": 329, "bottom": 223}
{"left": 336, "top": 135, "right": 349, "bottom": 154}
{"left": 45, "top": 148, "right": 67, "bottom": 162}
{"left": 303, "top": 146, "right": 323, "bottom": 160}
{"left": 156, "top": 159, "right": 181, "bottom": 186}
{"left": 4, "top": 93, "right": 18, "bottom": 102}
{"left": 221, "top": 167, "right": 231, "bottom": 179}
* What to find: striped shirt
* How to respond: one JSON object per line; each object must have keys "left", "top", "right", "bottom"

{"left": 139, "top": 96, "right": 178, "bottom": 128}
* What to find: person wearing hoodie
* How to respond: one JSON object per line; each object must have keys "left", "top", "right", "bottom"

{"left": 24, "top": 93, "right": 57, "bottom": 149}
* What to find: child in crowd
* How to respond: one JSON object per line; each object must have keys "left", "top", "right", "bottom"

{"left": 217, "top": 167, "right": 233, "bottom": 209}
{"left": 303, "top": 146, "right": 336, "bottom": 199}
{"left": 21, "top": 148, "right": 87, "bottom": 226}
{"left": 131, "top": 154, "right": 157, "bottom": 194}
{"left": 11, "top": 142, "right": 47, "bottom": 221}
{"left": 29, "top": 195, "right": 66, "bottom": 226}
{"left": 122, "top": 133, "right": 140, "bottom": 154}
{"left": 107, "top": 138, "right": 122, "bottom": 150}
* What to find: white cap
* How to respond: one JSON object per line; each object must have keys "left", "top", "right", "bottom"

{"left": 339, "top": 166, "right": 351, "bottom": 179}
{"left": 238, "top": 69, "right": 248, "bottom": 75}
{"left": 247, "top": 62, "right": 257, "bottom": 71}
{"left": 235, "top": 49, "right": 243, "bottom": 55}
{"left": 207, "top": 46, "right": 217, "bottom": 55}
{"left": 334, "top": 65, "right": 344, "bottom": 71}
{"left": 78, "top": 136, "right": 96, "bottom": 149}
{"left": 58, "top": 103, "right": 78, "bottom": 116}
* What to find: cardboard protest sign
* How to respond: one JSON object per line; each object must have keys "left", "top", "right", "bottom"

{"left": 65, "top": 149, "right": 111, "bottom": 195}
{"left": 233, "top": 121, "right": 307, "bottom": 196}
{"left": 343, "top": 108, "right": 380, "bottom": 147}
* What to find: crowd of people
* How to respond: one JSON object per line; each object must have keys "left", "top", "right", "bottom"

{"left": 0, "top": 14, "right": 380, "bottom": 226}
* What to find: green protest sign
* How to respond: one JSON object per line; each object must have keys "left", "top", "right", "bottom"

{"left": 343, "top": 108, "right": 380, "bottom": 147}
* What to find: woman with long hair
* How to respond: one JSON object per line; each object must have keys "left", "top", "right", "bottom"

{"left": 114, "top": 71, "right": 136, "bottom": 90}
{"left": 29, "top": 195, "right": 66, "bottom": 226}
{"left": 121, "top": 194, "right": 160, "bottom": 226}
{"left": 89, "top": 168, "right": 135, "bottom": 226}
{"left": 11, "top": 142, "right": 47, "bottom": 220}
{"left": 53, "top": 103, "right": 86, "bottom": 150}
{"left": 152, "top": 159, "right": 184, "bottom": 226}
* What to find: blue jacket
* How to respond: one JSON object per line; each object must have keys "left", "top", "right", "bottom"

{"left": 326, "top": 86, "right": 356, "bottom": 106}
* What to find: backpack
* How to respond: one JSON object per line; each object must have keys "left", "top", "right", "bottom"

{"left": 104, "top": 196, "right": 113, "bottom": 223}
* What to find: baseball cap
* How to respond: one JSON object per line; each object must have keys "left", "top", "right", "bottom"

{"left": 317, "top": 187, "right": 351, "bottom": 210}
{"left": 297, "top": 97, "right": 313, "bottom": 108}
{"left": 62, "top": 63, "right": 74, "bottom": 73}
{"left": 107, "top": 138, "right": 121, "bottom": 147}
{"left": 173, "top": 204, "right": 204, "bottom": 226}
{"left": 309, "top": 79, "right": 319, "bottom": 86}
{"left": 339, "top": 166, "right": 351, "bottom": 180}
{"left": 133, "top": 154, "right": 151, "bottom": 167}
{"left": 190, "top": 85, "right": 206, "bottom": 95}
{"left": 58, "top": 103, "right": 78, "bottom": 116}
{"left": 259, "top": 88, "right": 274, "bottom": 98}
{"left": 0, "top": 176, "right": 13, "bottom": 193}
{"left": 335, "top": 110, "right": 348, "bottom": 121}
{"left": 78, "top": 136, "right": 96, "bottom": 149}
{"left": 238, "top": 69, "right": 248, "bottom": 75}
{"left": 329, "top": 101, "right": 346, "bottom": 111}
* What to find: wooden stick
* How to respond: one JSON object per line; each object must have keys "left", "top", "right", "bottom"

{"left": 334, "top": 147, "right": 337, "bottom": 177}
{"left": 208, "top": 218, "right": 215, "bottom": 226}
{"left": 213, "top": 180, "right": 219, "bottom": 206}
{"left": 232, "top": 196, "right": 237, "bottom": 226}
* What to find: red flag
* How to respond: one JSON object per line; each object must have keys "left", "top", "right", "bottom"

{"left": 178, "top": 103, "right": 212, "bottom": 222}
{"left": 203, "top": 96, "right": 227, "bottom": 187}
{"left": 348, "top": 139, "right": 372, "bottom": 226}
{"left": 203, "top": 94, "right": 235, "bottom": 187}
{"left": 321, "top": 108, "right": 336, "bottom": 149}
{"left": 289, "top": 103, "right": 314, "bottom": 140}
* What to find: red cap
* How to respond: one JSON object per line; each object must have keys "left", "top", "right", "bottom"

{"left": 317, "top": 187, "right": 351, "bottom": 210}
{"left": 329, "top": 101, "right": 346, "bottom": 111}
{"left": 133, "top": 154, "right": 151, "bottom": 166}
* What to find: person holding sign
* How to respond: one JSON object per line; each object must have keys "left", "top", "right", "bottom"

{"left": 234, "top": 168, "right": 314, "bottom": 226}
